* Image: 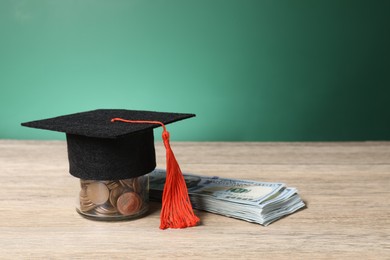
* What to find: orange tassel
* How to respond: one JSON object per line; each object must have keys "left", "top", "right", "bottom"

{"left": 159, "top": 130, "right": 200, "bottom": 229}
{"left": 111, "top": 118, "right": 199, "bottom": 229}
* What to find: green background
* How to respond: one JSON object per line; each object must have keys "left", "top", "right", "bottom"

{"left": 1, "top": 0, "right": 389, "bottom": 141}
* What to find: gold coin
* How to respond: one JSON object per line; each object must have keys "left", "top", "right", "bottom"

{"left": 80, "top": 179, "right": 94, "bottom": 189}
{"left": 116, "top": 192, "right": 142, "bottom": 216}
{"left": 109, "top": 186, "right": 126, "bottom": 208}
{"left": 106, "top": 181, "right": 120, "bottom": 190}
{"left": 79, "top": 201, "right": 96, "bottom": 212}
{"left": 94, "top": 203, "right": 118, "bottom": 215}
{"left": 79, "top": 188, "right": 96, "bottom": 212}
{"left": 86, "top": 182, "right": 109, "bottom": 205}
{"left": 119, "top": 179, "right": 134, "bottom": 189}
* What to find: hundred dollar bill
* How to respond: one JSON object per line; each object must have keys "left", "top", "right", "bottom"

{"left": 150, "top": 169, "right": 285, "bottom": 205}
{"left": 150, "top": 169, "right": 305, "bottom": 225}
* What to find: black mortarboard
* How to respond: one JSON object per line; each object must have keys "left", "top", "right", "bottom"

{"left": 21, "top": 109, "right": 200, "bottom": 229}
{"left": 21, "top": 109, "right": 194, "bottom": 180}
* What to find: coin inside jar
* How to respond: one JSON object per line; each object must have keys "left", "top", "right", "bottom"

{"left": 86, "top": 182, "right": 109, "bottom": 205}
{"left": 109, "top": 186, "right": 126, "bottom": 208}
{"left": 116, "top": 192, "right": 142, "bottom": 216}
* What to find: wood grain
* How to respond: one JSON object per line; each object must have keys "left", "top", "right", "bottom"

{"left": 0, "top": 140, "right": 389, "bottom": 259}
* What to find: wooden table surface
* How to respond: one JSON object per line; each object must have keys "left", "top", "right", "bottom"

{"left": 0, "top": 140, "right": 389, "bottom": 259}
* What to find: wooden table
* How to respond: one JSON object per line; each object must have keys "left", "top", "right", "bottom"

{"left": 0, "top": 140, "right": 389, "bottom": 259}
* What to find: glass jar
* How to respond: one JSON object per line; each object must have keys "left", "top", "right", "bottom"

{"left": 76, "top": 174, "right": 149, "bottom": 221}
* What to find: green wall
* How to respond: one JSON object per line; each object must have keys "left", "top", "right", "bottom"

{"left": 1, "top": 0, "right": 389, "bottom": 141}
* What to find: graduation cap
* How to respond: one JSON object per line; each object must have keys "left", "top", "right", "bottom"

{"left": 21, "top": 109, "right": 200, "bottom": 229}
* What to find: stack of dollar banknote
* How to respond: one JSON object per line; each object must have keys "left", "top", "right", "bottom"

{"left": 149, "top": 169, "right": 305, "bottom": 226}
